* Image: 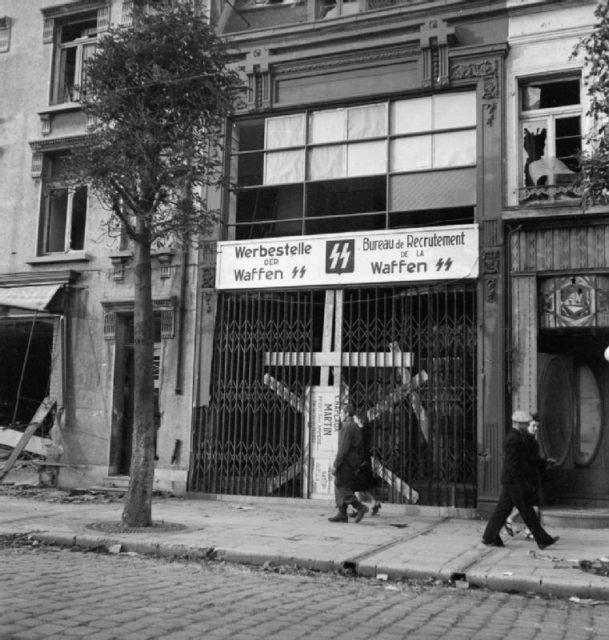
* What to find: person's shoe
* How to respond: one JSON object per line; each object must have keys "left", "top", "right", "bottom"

{"left": 354, "top": 504, "right": 369, "bottom": 523}
{"left": 371, "top": 503, "right": 381, "bottom": 516}
{"left": 482, "top": 538, "right": 505, "bottom": 547}
{"left": 538, "top": 536, "right": 559, "bottom": 550}
{"left": 328, "top": 511, "right": 348, "bottom": 523}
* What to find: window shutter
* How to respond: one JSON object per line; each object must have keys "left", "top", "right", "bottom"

{"left": 97, "top": 5, "right": 110, "bottom": 32}
{"left": 31, "top": 152, "right": 43, "bottom": 179}
{"left": 42, "top": 17, "right": 54, "bottom": 43}
{"left": 0, "top": 17, "right": 10, "bottom": 53}
{"left": 121, "top": 1, "right": 133, "bottom": 26}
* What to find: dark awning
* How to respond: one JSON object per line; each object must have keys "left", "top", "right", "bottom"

{"left": 0, "top": 284, "right": 63, "bottom": 311}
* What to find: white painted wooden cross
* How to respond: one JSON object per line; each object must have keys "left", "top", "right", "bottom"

{"left": 263, "top": 290, "right": 426, "bottom": 503}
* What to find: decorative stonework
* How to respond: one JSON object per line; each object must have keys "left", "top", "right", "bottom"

{"left": 275, "top": 45, "right": 419, "bottom": 76}
{"left": 102, "top": 297, "right": 177, "bottom": 340}
{"left": 486, "top": 278, "right": 497, "bottom": 304}
{"left": 245, "top": 48, "right": 271, "bottom": 112}
{"left": 482, "top": 250, "right": 500, "bottom": 275}
{"left": 418, "top": 19, "right": 455, "bottom": 89}
{"left": 450, "top": 58, "right": 499, "bottom": 126}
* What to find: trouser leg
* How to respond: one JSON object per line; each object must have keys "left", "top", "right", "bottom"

{"left": 482, "top": 485, "right": 513, "bottom": 544}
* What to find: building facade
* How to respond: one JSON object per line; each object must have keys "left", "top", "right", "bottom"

{"left": 0, "top": 0, "right": 197, "bottom": 494}
{"left": 505, "top": 1, "right": 609, "bottom": 507}
{"left": 190, "top": 0, "right": 511, "bottom": 510}
{"left": 2, "top": 0, "right": 604, "bottom": 512}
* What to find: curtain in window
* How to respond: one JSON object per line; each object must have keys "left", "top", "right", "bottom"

{"left": 434, "top": 92, "right": 477, "bottom": 129}
{"left": 433, "top": 131, "right": 476, "bottom": 168}
{"left": 308, "top": 145, "right": 344, "bottom": 180}
{"left": 309, "top": 110, "right": 345, "bottom": 144}
{"left": 392, "top": 97, "right": 432, "bottom": 135}
{"left": 265, "top": 114, "right": 305, "bottom": 149}
{"left": 264, "top": 149, "right": 304, "bottom": 184}
{"left": 391, "top": 136, "right": 432, "bottom": 172}
{"left": 347, "top": 140, "right": 386, "bottom": 176}
{"left": 347, "top": 104, "right": 386, "bottom": 139}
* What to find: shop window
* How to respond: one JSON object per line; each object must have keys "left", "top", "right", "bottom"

{"left": 230, "top": 92, "right": 476, "bottom": 239}
{"left": 519, "top": 77, "right": 582, "bottom": 203}
{"left": 50, "top": 13, "right": 98, "bottom": 105}
{"left": 38, "top": 153, "right": 88, "bottom": 255}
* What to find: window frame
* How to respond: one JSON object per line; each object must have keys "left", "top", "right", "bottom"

{"left": 518, "top": 74, "right": 582, "bottom": 200}
{"left": 228, "top": 92, "right": 477, "bottom": 239}
{"left": 38, "top": 154, "right": 89, "bottom": 256}
{"left": 50, "top": 13, "right": 98, "bottom": 106}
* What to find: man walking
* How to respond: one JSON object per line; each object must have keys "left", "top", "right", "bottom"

{"left": 482, "top": 409, "right": 559, "bottom": 550}
{"left": 328, "top": 404, "right": 369, "bottom": 523}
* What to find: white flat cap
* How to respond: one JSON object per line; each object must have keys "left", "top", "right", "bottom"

{"left": 512, "top": 409, "right": 532, "bottom": 423}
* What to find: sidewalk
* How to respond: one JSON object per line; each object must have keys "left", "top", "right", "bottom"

{"left": 1, "top": 485, "right": 609, "bottom": 603}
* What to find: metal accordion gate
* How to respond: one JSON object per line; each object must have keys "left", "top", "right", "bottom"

{"left": 190, "top": 282, "right": 477, "bottom": 507}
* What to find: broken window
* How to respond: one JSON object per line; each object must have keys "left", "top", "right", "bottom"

{"left": 520, "top": 77, "right": 581, "bottom": 201}
{"left": 38, "top": 153, "right": 88, "bottom": 255}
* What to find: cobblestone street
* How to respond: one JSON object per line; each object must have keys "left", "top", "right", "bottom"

{"left": 1, "top": 544, "right": 608, "bottom": 640}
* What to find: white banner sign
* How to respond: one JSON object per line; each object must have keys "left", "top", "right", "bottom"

{"left": 216, "top": 224, "right": 478, "bottom": 290}
{"left": 309, "top": 387, "right": 340, "bottom": 499}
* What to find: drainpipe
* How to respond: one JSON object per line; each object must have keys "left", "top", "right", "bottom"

{"left": 174, "top": 236, "right": 188, "bottom": 395}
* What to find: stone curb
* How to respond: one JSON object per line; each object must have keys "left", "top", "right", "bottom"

{"left": 14, "top": 530, "right": 609, "bottom": 603}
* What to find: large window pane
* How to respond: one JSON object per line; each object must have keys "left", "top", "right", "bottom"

{"left": 45, "top": 188, "right": 68, "bottom": 253}
{"left": 433, "top": 130, "right": 476, "bottom": 168}
{"left": 434, "top": 92, "right": 476, "bottom": 129}
{"left": 265, "top": 114, "right": 305, "bottom": 149}
{"left": 236, "top": 184, "right": 304, "bottom": 223}
{"left": 305, "top": 212, "right": 386, "bottom": 235}
{"left": 233, "top": 119, "right": 265, "bottom": 151}
{"left": 522, "top": 118, "right": 548, "bottom": 186}
{"left": 348, "top": 103, "right": 386, "bottom": 139}
{"left": 521, "top": 78, "right": 580, "bottom": 111}
{"left": 308, "top": 145, "right": 345, "bottom": 180}
{"left": 309, "top": 109, "right": 345, "bottom": 144}
{"left": 390, "top": 136, "right": 432, "bottom": 172}
{"left": 556, "top": 115, "right": 581, "bottom": 172}
{"left": 70, "top": 186, "right": 87, "bottom": 250}
{"left": 264, "top": 150, "right": 305, "bottom": 184}
{"left": 391, "top": 97, "right": 432, "bottom": 134}
{"left": 347, "top": 140, "right": 386, "bottom": 176}
{"left": 306, "top": 176, "right": 386, "bottom": 218}
{"left": 238, "top": 152, "right": 263, "bottom": 186}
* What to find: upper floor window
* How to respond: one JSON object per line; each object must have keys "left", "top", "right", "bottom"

{"left": 230, "top": 92, "right": 477, "bottom": 239}
{"left": 50, "top": 13, "right": 98, "bottom": 105}
{"left": 38, "top": 153, "right": 88, "bottom": 255}
{"left": 519, "top": 76, "right": 582, "bottom": 204}
{"left": 0, "top": 17, "right": 11, "bottom": 53}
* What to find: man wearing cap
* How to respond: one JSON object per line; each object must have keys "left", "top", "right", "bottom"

{"left": 482, "top": 409, "right": 559, "bottom": 550}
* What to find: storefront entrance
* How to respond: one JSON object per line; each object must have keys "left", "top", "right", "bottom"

{"left": 537, "top": 331, "right": 609, "bottom": 506}
{"left": 190, "top": 283, "right": 477, "bottom": 507}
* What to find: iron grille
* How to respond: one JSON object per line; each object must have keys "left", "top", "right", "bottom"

{"left": 190, "top": 283, "right": 477, "bottom": 507}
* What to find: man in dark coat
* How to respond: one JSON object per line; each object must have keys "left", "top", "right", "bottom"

{"left": 328, "top": 405, "right": 369, "bottom": 523}
{"left": 482, "top": 409, "right": 559, "bottom": 549}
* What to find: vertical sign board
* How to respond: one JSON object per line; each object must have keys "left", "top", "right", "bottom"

{"left": 309, "top": 387, "right": 341, "bottom": 500}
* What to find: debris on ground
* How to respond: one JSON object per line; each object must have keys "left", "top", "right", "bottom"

{"left": 578, "top": 558, "right": 609, "bottom": 578}
{"left": 0, "top": 483, "right": 125, "bottom": 503}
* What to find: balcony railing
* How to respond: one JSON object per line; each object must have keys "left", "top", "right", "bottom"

{"left": 518, "top": 183, "right": 582, "bottom": 205}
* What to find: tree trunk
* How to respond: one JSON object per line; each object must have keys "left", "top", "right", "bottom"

{"left": 122, "top": 227, "right": 155, "bottom": 527}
